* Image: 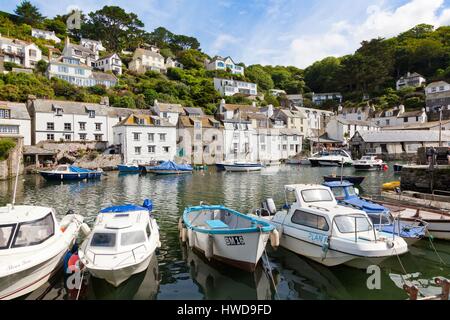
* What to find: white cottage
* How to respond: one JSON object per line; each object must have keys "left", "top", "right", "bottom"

{"left": 206, "top": 56, "right": 245, "bottom": 76}
{"left": 93, "top": 53, "right": 122, "bottom": 75}
{"left": 113, "top": 114, "right": 177, "bottom": 164}
{"left": 326, "top": 118, "right": 380, "bottom": 144}
{"left": 0, "top": 35, "right": 42, "bottom": 69}
{"left": 31, "top": 28, "right": 61, "bottom": 43}
{"left": 0, "top": 101, "right": 31, "bottom": 145}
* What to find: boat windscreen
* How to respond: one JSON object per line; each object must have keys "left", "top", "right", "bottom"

{"left": 91, "top": 232, "right": 116, "bottom": 247}
{"left": 0, "top": 224, "right": 16, "bottom": 250}
{"left": 120, "top": 231, "right": 146, "bottom": 246}
{"left": 301, "top": 189, "right": 334, "bottom": 203}
{"left": 335, "top": 216, "right": 373, "bottom": 234}
{"left": 11, "top": 213, "right": 54, "bottom": 248}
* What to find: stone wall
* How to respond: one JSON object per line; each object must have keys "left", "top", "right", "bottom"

{"left": 0, "top": 137, "right": 24, "bottom": 180}
{"left": 401, "top": 165, "right": 450, "bottom": 193}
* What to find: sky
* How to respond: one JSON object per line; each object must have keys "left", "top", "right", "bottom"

{"left": 2, "top": 0, "right": 450, "bottom": 68}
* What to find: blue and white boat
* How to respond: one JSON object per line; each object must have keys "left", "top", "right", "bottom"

{"left": 39, "top": 165, "right": 103, "bottom": 181}
{"left": 147, "top": 161, "right": 193, "bottom": 175}
{"left": 180, "top": 205, "right": 277, "bottom": 272}
{"left": 223, "top": 162, "right": 263, "bottom": 172}
{"left": 323, "top": 181, "right": 427, "bottom": 244}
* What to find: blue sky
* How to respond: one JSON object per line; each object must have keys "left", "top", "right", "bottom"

{"left": 2, "top": 0, "right": 450, "bottom": 68}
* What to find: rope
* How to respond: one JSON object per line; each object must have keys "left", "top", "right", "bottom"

{"left": 259, "top": 227, "right": 280, "bottom": 300}
{"left": 426, "top": 230, "right": 448, "bottom": 266}
{"left": 76, "top": 266, "right": 86, "bottom": 301}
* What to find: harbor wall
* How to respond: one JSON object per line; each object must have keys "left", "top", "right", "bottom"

{"left": 0, "top": 137, "right": 24, "bottom": 180}
{"left": 401, "top": 165, "right": 450, "bottom": 193}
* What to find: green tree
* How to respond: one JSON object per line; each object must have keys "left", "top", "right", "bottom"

{"left": 0, "top": 138, "right": 16, "bottom": 161}
{"left": 15, "top": 0, "right": 45, "bottom": 26}
{"left": 245, "top": 65, "right": 274, "bottom": 91}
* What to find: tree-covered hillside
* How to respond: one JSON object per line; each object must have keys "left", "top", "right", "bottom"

{"left": 1, "top": 1, "right": 449, "bottom": 113}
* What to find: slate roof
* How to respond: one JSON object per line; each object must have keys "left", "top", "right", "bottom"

{"left": 183, "top": 107, "right": 204, "bottom": 116}
{"left": 31, "top": 99, "right": 109, "bottom": 116}
{"left": 155, "top": 102, "right": 184, "bottom": 113}
{"left": 383, "top": 120, "right": 450, "bottom": 130}
{"left": 357, "top": 130, "right": 450, "bottom": 143}
{"left": 0, "top": 101, "right": 30, "bottom": 120}
{"left": 397, "top": 110, "right": 425, "bottom": 118}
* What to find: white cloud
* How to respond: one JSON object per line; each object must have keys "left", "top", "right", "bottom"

{"left": 283, "top": 0, "right": 450, "bottom": 68}
{"left": 211, "top": 34, "right": 241, "bottom": 54}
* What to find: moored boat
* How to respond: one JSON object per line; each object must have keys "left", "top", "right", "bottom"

{"left": 308, "top": 149, "right": 353, "bottom": 167}
{"left": 39, "top": 165, "right": 103, "bottom": 181}
{"left": 323, "top": 181, "right": 427, "bottom": 244}
{"left": 0, "top": 205, "right": 85, "bottom": 300}
{"left": 147, "top": 161, "right": 193, "bottom": 175}
{"left": 223, "top": 162, "right": 263, "bottom": 172}
{"left": 353, "top": 155, "right": 386, "bottom": 171}
{"left": 79, "top": 200, "right": 161, "bottom": 287}
{"left": 180, "top": 205, "right": 277, "bottom": 272}
{"left": 255, "top": 184, "right": 408, "bottom": 268}
{"left": 118, "top": 163, "right": 140, "bottom": 173}
{"left": 323, "top": 175, "right": 365, "bottom": 185}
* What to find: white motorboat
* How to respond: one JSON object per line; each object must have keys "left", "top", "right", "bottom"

{"left": 353, "top": 155, "right": 385, "bottom": 171}
{"left": 286, "top": 158, "right": 311, "bottom": 165}
{"left": 0, "top": 205, "right": 84, "bottom": 300}
{"left": 223, "top": 162, "right": 263, "bottom": 172}
{"left": 181, "top": 205, "right": 277, "bottom": 272}
{"left": 79, "top": 200, "right": 161, "bottom": 287}
{"left": 308, "top": 149, "right": 353, "bottom": 167}
{"left": 255, "top": 184, "right": 408, "bottom": 268}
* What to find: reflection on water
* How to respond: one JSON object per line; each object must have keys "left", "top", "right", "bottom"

{"left": 1, "top": 164, "right": 449, "bottom": 300}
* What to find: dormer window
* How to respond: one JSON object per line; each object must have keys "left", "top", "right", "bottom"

{"left": 53, "top": 106, "right": 63, "bottom": 116}
{"left": 0, "top": 108, "right": 10, "bottom": 119}
{"left": 88, "top": 110, "right": 95, "bottom": 118}
{"left": 155, "top": 120, "right": 161, "bottom": 126}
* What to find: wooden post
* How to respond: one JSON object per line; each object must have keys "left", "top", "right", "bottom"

{"left": 403, "top": 284, "right": 419, "bottom": 300}
{"left": 436, "top": 278, "right": 450, "bottom": 300}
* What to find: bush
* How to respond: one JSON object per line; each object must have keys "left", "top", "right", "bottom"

{"left": 0, "top": 138, "right": 16, "bottom": 161}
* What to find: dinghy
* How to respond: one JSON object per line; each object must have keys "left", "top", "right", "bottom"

{"left": 223, "top": 162, "right": 263, "bottom": 172}
{"left": 79, "top": 200, "right": 161, "bottom": 287}
{"left": 147, "top": 161, "right": 193, "bottom": 175}
{"left": 39, "top": 165, "right": 103, "bottom": 181}
{"left": 353, "top": 155, "right": 386, "bottom": 171}
{"left": 255, "top": 184, "right": 408, "bottom": 268}
{"left": 0, "top": 205, "right": 85, "bottom": 300}
{"left": 181, "top": 205, "right": 277, "bottom": 272}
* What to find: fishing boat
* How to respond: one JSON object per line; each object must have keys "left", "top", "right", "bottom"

{"left": 223, "top": 162, "right": 263, "bottom": 172}
{"left": 79, "top": 200, "right": 161, "bottom": 287}
{"left": 353, "top": 155, "right": 386, "bottom": 171}
{"left": 39, "top": 165, "right": 103, "bottom": 181}
{"left": 323, "top": 181, "right": 427, "bottom": 244}
{"left": 146, "top": 161, "right": 193, "bottom": 175}
{"left": 0, "top": 205, "right": 85, "bottom": 300}
{"left": 118, "top": 162, "right": 141, "bottom": 173}
{"left": 180, "top": 204, "right": 277, "bottom": 272}
{"left": 323, "top": 175, "right": 365, "bottom": 185}
{"left": 308, "top": 149, "right": 353, "bottom": 167}
{"left": 255, "top": 184, "right": 408, "bottom": 268}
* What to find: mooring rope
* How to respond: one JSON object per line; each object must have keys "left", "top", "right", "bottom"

{"left": 426, "top": 231, "right": 448, "bottom": 266}
{"left": 259, "top": 227, "right": 280, "bottom": 300}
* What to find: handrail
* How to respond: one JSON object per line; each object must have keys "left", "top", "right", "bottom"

{"left": 329, "top": 213, "right": 377, "bottom": 245}
{"left": 432, "top": 189, "right": 450, "bottom": 201}
{"left": 87, "top": 243, "right": 147, "bottom": 268}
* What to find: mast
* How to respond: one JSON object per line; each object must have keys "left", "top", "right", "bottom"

{"left": 12, "top": 154, "right": 21, "bottom": 208}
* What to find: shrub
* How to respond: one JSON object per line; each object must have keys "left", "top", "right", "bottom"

{"left": 0, "top": 138, "right": 16, "bottom": 161}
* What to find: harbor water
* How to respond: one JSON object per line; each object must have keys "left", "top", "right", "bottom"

{"left": 1, "top": 164, "right": 449, "bottom": 300}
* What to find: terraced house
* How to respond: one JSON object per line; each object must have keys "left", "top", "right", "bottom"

{"left": 0, "top": 35, "right": 42, "bottom": 69}
{"left": 113, "top": 114, "right": 177, "bottom": 164}
{"left": 0, "top": 101, "right": 31, "bottom": 145}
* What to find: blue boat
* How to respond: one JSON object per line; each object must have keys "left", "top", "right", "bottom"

{"left": 39, "top": 165, "right": 103, "bottom": 181}
{"left": 147, "top": 161, "right": 193, "bottom": 175}
{"left": 118, "top": 164, "right": 141, "bottom": 173}
{"left": 323, "top": 181, "right": 427, "bottom": 244}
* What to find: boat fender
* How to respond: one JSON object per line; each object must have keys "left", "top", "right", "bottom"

{"left": 187, "top": 228, "right": 195, "bottom": 248}
{"left": 178, "top": 217, "right": 183, "bottom": 231}
{"left": 80, "top": 223, "right": 91, "bottom": 237}
{"left": 205, "top": 235, "right": 214, "bottom": 260}
{"left": 181, "top": 228, "right": 188, "bottom": 243}
{"left": 386, "top": 240, "right": 395, "bottom": 249}
{"left": 270, "top": 229, "right": 280, "bottom": 248}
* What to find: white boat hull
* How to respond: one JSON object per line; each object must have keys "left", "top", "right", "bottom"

{"left": 87, "top": 254, "right": 154, "bottom": 287}
{"left": 224, "top": 165, "right": 262, "bottom": 172}
{"left": 187, "top": 231, "right": 270, "bottom": 272}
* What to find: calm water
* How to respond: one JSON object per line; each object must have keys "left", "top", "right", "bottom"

{"left": 1, "top": 165, "right": 449, "bottom": 300}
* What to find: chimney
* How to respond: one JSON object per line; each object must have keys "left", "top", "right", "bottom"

{"left": 100, "top": 96, "right": 109, "bottom": 106}
{"left": 252, "top": 101, "right": 257, "bottom": 107}
{"left": 399, "top": 104, "right": 405, "bottom": 114}
{"left": 219, "top": 99, "right": 226, "bottom": 114}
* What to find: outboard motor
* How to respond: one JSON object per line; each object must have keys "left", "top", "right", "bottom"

{"left": 261, "top": 198, "right": 277, "bottom": 217}
{"left": 143, "top": 199, "right": 153, "bottom": 212}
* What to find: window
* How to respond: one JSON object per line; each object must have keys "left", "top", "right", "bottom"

{"left": 135, "top": 147, "right": 141, "bottom": 155}
{"left": 260, "top": 135, "right": 265, "bottom": 143}
{"left": 290, "top": 145, "right": 295, "bottom": 151}
{"left": 386, "top": 119, "right": 390, "bottom": 126}
{"left": 79, "top": 122, "right": 86, "bottom": 131}
{"left": 94, "top": 134, "right": 103, "bottom": 141}
{"left": 79, "top": 133, "right": 87, "bottom": 140}
{"left": 47, "top": 134, "right": 54, "bottom": 141}
{"left": 133, "top": 133, "right": 141, "bottom": 141}
{"left": 162, "top": 112, "right": 168, "bottom": 118}
{"left": 301, "top": 189, "right": 334, "bottom": 203}
{"left": 282, "top": 145, "right": 287, "bottom": 150}
{"left": 194, "top": 122, "right": 201, "bottom": 129}
{"left": 146, "top": 224, "right": 151, "bottom": 238}
{"left": 0, "top": 125, "right": 19, "bottom": 134}
{"left": 335, "top": 216, "right": 373, "bottom": 234}
{"left": 95, "top": 123, "right": 102, "bottom": 131}
{"left": 212, "top": 135, "right": 217, "bottom": 141}
{"left": 121, "top": 231, "right": 146, "bottom": 246}
{"left": 0, "top": 224, "right": 16, "bottom": 249}
{"left": 90, "top": 233, "right": 116, "bottom": 247}
{"left": 75, "top": 68, "right": 84, "bottom": 75}
{"left": 261, "top": 145, "right": 266, "bottom": 151}
{"left": 0, "top": 109, "right": 10, "bottom": 119}
{"left": 163, "top": 146, "right": 170, "bottom": 153}
{"left": 64, "top": 134, "right": 71, "bottom": 141}
{"left": 404, "top": 117, "right": 409, "bottom": 123}
{"left": 64, "top": 123, "right": 71, "bottom": 131}
{"left": 148, "top": 133, "right": 154, "bottom": 142}
{"left": 47, "top": 122, "right": 54, "bottom": 130}
{"left": 159, "top": 133, "right": 166, "bottom": 142}
{"left": 291, "top": 210, "right": 329, "bottom": 231}
{"left": 196, "top": 134, "right": 202, "bottom": 141}
{"left": 416, "top": 116, "right": 419, "bottom": 122}
{"left": 12, "top": 213, "right": 54, "bottom": 248}
{"left": 293, "top": 136, "right": 298, "bottom": 141}
{"left": 148, "top": 145, "right": 155, "bottom": 153}
{"left": 58, "top": 65, "right": 68, "bottom": 73}
{"left": 331, "top": 187, "right": 346, "bottom": 200}
{"left": 88, "top": 110, "right": 95, "bottom": 118}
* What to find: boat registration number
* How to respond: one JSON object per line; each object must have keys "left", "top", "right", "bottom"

{"left": 224, "top": 236, "right": 245, "bottom": 246}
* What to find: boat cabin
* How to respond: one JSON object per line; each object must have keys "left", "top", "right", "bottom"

{"left": 0, "top": 205, "right": 58, "bottom": 252}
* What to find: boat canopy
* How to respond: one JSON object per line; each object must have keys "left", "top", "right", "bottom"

{"left": 342, "top": 198, "right": 387, "bottom": 213}
{"left": 323, "top": 181, "right": 354, "bottom": 188}
{"left": 69, "top": 166, "right": 97, "bottom": 173}
{"left": 100, "top": 200, "right": 153, "bottom": 213}
{"left": 152, "top": 161, "right": 193, "bottom": 171}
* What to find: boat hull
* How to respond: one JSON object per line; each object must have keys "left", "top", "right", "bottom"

{"left": 323, "top": 176, "right": 365, "bottom": 185}
{"left": 149, "top": 170, "right": 192, "bottom": 175}
{"left": 310, "top": 159, "right": 352, "bottom": 167}
{"left": 353, "top": 164, "right": 382, "bottom": 171}
{"left": 117, "top": 165, "right": 140, "bottom": 173}
{"left": 223, "top": 164, "right": 262, "bottom": 172}
{"left": 87, "top": 254, "right": 154, "bottom": 287}
{"left": 187, "top": 231, "right": 270, "bottom": 272}
{"left": 40, "top": 171, "right": 102, "bottom": 181}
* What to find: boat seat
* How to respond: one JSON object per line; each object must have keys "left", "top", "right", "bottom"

{"left": 205, "top": 220, "right": 229, "bottom": 229}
